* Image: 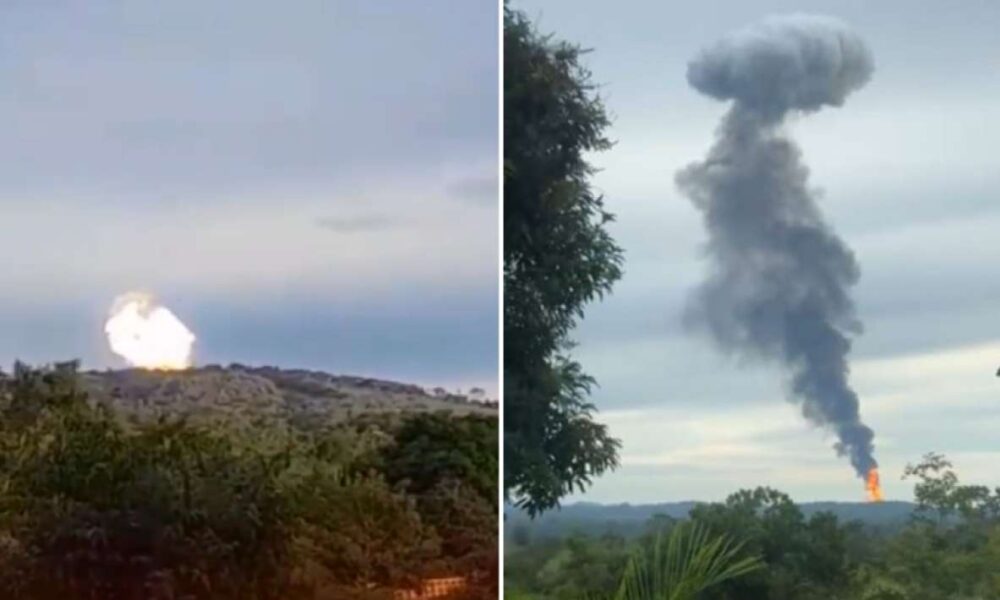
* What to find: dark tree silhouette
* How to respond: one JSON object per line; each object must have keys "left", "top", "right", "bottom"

{"left": 504, "top": 5, "right": 623, "bottom": 516}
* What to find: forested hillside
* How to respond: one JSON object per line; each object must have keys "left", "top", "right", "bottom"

{"left": 505, "top": 499, "right": 915, "bottom": 541}
{"left": 0, "top": 361, "right": 498, "bottom": 599}
{"left": 506, "top": 459, "right": 1000, "bottom": 599}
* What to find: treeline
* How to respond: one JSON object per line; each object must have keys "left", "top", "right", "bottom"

{"left": 0, "top": 361, "right": 498, "bottom": 599}
{"left": 507, "top": 456, "right": 1000, "bottom": 600}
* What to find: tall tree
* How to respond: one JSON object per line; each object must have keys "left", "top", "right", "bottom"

{"left": 503, "top": 5, "right": 624, "bottom": 516}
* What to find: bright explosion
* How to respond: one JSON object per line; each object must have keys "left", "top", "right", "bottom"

{"left": 104, "top": 292, "right": 195, "bottom": 370}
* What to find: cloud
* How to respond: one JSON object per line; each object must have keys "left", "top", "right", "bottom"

{"left": 0, "top": 1, "right": 498, "bottom": 198}
{"left": 315, "top": 214, "right": 397, "bottom": 233}
{"left": 0, "top": 180, "right": 497, "bottom": 305}
{"left": 447, "top": 174, "right": 498, "bottom": 206}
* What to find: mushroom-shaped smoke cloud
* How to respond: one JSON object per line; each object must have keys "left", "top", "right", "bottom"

{"left": 678, "top": 15, "right": 878, "bottom": 483}
{"left": 687, "top": 15, "right": 873, "bottom": 120}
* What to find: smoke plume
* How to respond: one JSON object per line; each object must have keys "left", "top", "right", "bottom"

{"left": 677, "top": 15, "right": 877, "bottom": 477}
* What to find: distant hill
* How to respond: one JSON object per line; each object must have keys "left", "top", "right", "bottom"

{"left": 81, "top": 364, "right": 496, "bottom": 429}
{"left": 505, "top": 499, "right": 916, "bottom": 540}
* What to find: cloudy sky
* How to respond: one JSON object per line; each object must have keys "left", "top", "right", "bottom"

{"left": 0, "top": 2, "right": 498, "bottom": 394}
{"left": 514, "top": 0, "right": 1000, "bottom": 501}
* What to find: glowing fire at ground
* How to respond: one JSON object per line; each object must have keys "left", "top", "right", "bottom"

{"left": 866, "top": 468, "right": 884, "bottom": 503}
{"left": 104, "top": 292, "right": 195, "bottom": 370}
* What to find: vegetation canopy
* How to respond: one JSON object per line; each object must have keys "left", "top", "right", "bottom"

{"left": 0, "top": 361, "right": 498, "bottom": 600}
{"left": 506, "top": 455, "right": 1000, "bottom": 600}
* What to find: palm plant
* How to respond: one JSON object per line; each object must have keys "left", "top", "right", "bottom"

{"left": 610, "top": 521, "right": 763, "bottom": 600}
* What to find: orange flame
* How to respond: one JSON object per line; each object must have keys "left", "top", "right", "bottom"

{"left": 865, "top": 468, "right": 884, "bottom": 502}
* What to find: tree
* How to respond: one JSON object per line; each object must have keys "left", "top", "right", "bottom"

{"left": 418, "top": 479, "right": 498, "bottom": 597}
{"left": 612, "top": 522, "right": 763, "bottom": 600}
{"left": 294, "top": 473, "right": 439, "bottom": 592}
{"left": 903, "top": 452, "right": 1000, "bottom": 524}
{"left": 370, "top": 414, "right": 499, "bottom": 595}
{"left": 503, "top": 4, "right": 624, "bottom": 516}
{"left": 532, "top": 532, "right": 630, "bottom": 599}
{"left": 377, "top": 413, "right": 498, "bottom": 508}
{"left": 689, "top": 488, "right": 853, "bottom": 600}
{"left": 0, "top": 362, "right": 297, "bottom": 599}
{"left": 0, "top": 363, "right": 499, "bottom": 599}
{"left": 505, "top": 465, "right": 1000, "bottom": 600}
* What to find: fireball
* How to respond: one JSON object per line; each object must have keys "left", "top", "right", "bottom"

{"left": 104, "top": 292, "right": 195, "bottom": 370}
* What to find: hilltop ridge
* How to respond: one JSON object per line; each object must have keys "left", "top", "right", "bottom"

{"left": 81, "top": 364, "right": 496, "bottom": 429}
{"left": 505, "top": 499, "right": 916, "bottom": 540}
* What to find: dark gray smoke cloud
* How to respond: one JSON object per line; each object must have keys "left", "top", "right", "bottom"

{"left": 687, "top": 15, "right": 874, "bottom": 121}
{"left": 677, "top": 15, "right": 877, "bottom": 478}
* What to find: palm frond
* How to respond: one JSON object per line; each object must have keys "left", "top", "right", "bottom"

{"left": 611, "top": 521, "right": 763, "bottom": 600}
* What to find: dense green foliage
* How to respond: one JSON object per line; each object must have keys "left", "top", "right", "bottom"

{"left": 503, "top": 4, "right": 623, "bottom": 517}
{"left": 0, "top": 361, "right": 498, "bottom": 599}
{"left": 506, "top": 524, "right": 762, "bottom": 600}
{"left": 507, "top": 457, "right": 1000, "bottom": 600}
{"left": 611, "top": 522, "right": 763, "bottom": 600}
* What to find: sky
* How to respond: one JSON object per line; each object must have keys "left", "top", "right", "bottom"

{"left": 0, "top": 2, "right": 499, "bottom": 395}
{"left": 513, "top": 0, "right": 1000, "bottom": 502}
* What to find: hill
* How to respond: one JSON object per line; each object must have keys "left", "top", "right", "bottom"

{"left": 0, "top": 361, "right": 499, "bottom": 598}
{"left": 505, "top": 499, "right": 916, "bottom": 540}
{"left": 81, "top": 363, "right": 496, "bottom": 429}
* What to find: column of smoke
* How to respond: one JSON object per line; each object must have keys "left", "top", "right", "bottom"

{"left": 677, "top": 15, "right": 880, "bottom": 490}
